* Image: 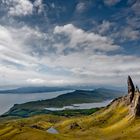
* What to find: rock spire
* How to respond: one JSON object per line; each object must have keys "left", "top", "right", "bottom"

{"left": 127, "top": 76, "right": 135, "bottom": 103}
{"left": 127, "top": 76, "right": 140, "bottom": 116}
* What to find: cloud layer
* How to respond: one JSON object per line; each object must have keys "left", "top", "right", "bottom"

{"left": 0, "top": 0, "right": 139, "bottom": 88}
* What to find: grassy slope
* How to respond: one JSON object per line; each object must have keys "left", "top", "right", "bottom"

{"left": 1, "top": 97, "right": 140, "bottom": 140}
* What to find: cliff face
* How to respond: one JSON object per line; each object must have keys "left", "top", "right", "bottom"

{"left": 127, "top": 76, "right": 140, "bottom": 117}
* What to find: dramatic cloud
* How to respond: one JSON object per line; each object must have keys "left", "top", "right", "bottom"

{"left": 54, "top": 24, "right": 120, "bottom": 53}
{"left": 0, "top": 22, "right": 140, "bottom": 87}
{"left": 0, "top": 1, "right": 139, "bottom": 88}
{"left": 0, "top": 24, "right": 47, "bottom": 68}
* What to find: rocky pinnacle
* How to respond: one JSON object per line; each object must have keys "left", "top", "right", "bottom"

{"left": 127, "top": 76, "right": 140, "bottom": 116}
{"left": 127, "top": 76, "right": 135, "bottom": 103}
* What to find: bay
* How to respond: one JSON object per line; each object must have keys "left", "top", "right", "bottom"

{"left": 0, "top": 90, "right": 73, "bottom": 115}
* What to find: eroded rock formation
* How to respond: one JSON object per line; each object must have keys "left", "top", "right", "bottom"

{"left": 127, "top": 76, "right": 135, "bottom": 103}
{"left": 127, "top": 76, "right": 140, "bottom": 116}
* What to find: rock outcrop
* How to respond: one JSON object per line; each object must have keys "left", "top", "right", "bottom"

{"left": 127, "top": 76, "right": 135, "bottom": 103}
{"left": 70, "top": 122, "right": 81, "bottom": 129}
{"left": 127, "top": 76, "right": 140, "bottom": 117}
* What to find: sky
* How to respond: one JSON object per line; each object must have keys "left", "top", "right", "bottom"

{"left": 0, "top": 0, "right": 140, "bottom": 88}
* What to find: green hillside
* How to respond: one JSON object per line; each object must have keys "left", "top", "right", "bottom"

{"left": 3, "top": 88, "right": 123, "bottom": 117}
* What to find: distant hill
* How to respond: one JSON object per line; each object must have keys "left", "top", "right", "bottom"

{"left": 0, "top": 86, "right": 124, "bottom": 94}
{"left": 0, "top": 86, "right": 70, "bottom": 94}
{"left": 2, "top": 88, "right": 124, "bottom": 117}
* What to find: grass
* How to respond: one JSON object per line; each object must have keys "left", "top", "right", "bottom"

{"left": 2, "top": 108, "right": 100, "bottom": 117}
{"left": 0, "top": 98, "right": 140, "bottom": 140}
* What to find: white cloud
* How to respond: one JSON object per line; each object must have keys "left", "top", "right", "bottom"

{"left": 41, "top": 52, "right": 140, "bottom": 76}
{"left": 0, "top": 24, "right": 47, "bottom": 69}
{"left": 27, "top": 78, "right": 45, "bottom": 84}
{"left": 39, "top": 50, "right": 140, "bottom": 86}
{"left": 112, "top": 26, "right": 140, "bottom": 41}
{"left": 34, "top": 0, "right": 44, "bottom": 14}
{"left": 127, "top": 16, "right": 140, "bottom": 29}
{"left": 54, "top": 24, "right": 120, "bottom": 53}
{"left": 76, "top": 2, "right": 86, "bottom": 12}
{"left": 0, "top": 24, "right": 77, "bottom": 87}
{"left": 1, "top": 1, "right": 140, "bottom": 88}
{"left": 8, "top": 0, "right": 33, "bottom": 16}
{"left": 2, "top": 0, "right": 43, "bottom": 16}
{"left": 26, "top": 78, "right": 69, "bottom": 85}
{"left": 122, "top": 27, "right": 140, "bottom": 40}
{"left": 0, "top": 23, "right": 140, "bottom": 87}
{"left": 96, "top": 20, "right": 113, "bottom": 35}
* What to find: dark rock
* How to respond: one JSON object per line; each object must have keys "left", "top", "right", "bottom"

{"left": 127, "top": 76, "right": 140, "bottom": 116}
{"left": 133, "top": 93, "right": 140, "bottom": 116}
{"left": 131, "top": 91, "right": 140, "bottom": 116}
{"left": 31, "top": 125, "right": 45, "bottom": 130}
{"left": 127, "top": 76, "right": 135, "bottom": 103}
{"left": 70, "top": 122, "right": 81, "bottom": 129}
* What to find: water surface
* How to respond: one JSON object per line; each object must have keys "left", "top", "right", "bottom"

{"left": 45, "top": 100, "right": 112, "bottom": 111}
{"left": 0, "top": 90, "right": 73, "bottom": 115}
{"left": 47, "top": 127, "right": 59, "bottom": 134}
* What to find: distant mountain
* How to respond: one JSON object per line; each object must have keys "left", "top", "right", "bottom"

{"left": 2, "top": 88, "right": 124, "bottom": 117}
{"left": 0, "top": 86, "right": 70, "bottom": 94}
{"left": 0, "top": 86, "right": 125, "bottom": 94}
